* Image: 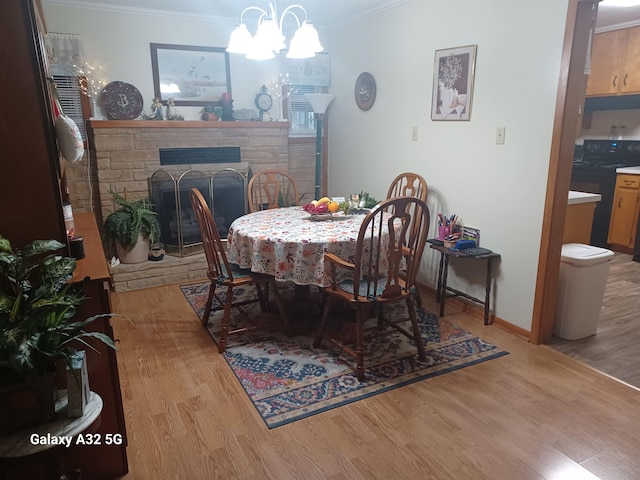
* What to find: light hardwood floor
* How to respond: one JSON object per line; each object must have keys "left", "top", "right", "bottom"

{"left": 548, "top": 252, "right": 640, "bottom": 388}
{"left": 110, "top": 281, "right": 640, "bottom": 480}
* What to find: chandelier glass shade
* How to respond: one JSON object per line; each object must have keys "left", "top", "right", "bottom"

{"left": 227, "top": 2, "right": 324, "bottom": 60}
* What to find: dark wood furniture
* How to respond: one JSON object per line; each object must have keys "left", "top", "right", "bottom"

{"left": 1, "top": 3, "right": 129, "bottom": 476}
{"left": 0, "top": 213, "right": 128, "bottom": 479}
{"left": 190, "top": 188, "right": 290, "bottom": 351}
{"left": 314, "top": 197, "right": 430, "bottom": 380}
{"left": 1, "top": 0, "right": 66, "bottom": 249}
{"left": 67, "top": 213, "right": 128, "bottom": 479}
{"left": 429, "top": 242, "right": 501, "bottom": 325}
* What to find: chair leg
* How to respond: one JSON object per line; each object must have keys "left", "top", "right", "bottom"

{"left": 313, "top": 296, "right": 334, "bottom": 347}
{"left": 202, "top": 282, "right": 216, "bottom": 327}
{"left": 355, "top": 306, "right": 367, "bottom": 381}
{"left": 255, "top": 281, "right": 267, "bottom": 311}
{"left": 415, "top": 289, "right": 423, "bottom": 308}
{"left": 218, "top": 286, "right": 234, "bottom": 354}
{"left": 406, "top": 296, "right": 426, "bottom": 362}
{"left": 271, "top": 280, "right": 292, "bottom": 336}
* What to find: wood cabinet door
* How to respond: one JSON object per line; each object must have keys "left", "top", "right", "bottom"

{"left": 608, "top": 187, "right": 639, "bottom": 247}
{"left": 586, "top": 29, "right": 627, "bottom": 95}
{"left": 620, "top": 26, "right": 640, "bottom": 93}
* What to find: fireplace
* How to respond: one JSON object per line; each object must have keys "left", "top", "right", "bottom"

{"left": 148, "top": 167, "right": 249, "bottom": 256}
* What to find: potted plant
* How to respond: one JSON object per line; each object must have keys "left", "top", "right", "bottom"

{"left": 103, "top": 191, "right": 161, "bottom": 264}
{"left": 0, "top": 235, "right": 116, "bottom": 434}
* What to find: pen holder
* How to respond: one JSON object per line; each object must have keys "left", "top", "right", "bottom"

{"left": 437, "top": 225, "right": 450, "bottom": 241}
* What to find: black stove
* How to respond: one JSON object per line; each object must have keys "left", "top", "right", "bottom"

{"left": 571, "top": 140, "right": 640, "bottom": 248}
{"left": 573, "top": 140, "right": 640, "bottom": 170}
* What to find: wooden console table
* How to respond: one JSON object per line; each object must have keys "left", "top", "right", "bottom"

{"left": 429, "top": 242, "right": 501, "bottom": 325}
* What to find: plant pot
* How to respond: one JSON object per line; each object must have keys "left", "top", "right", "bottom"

{"left": 115, "top": 235, "right": 150, "bottom": 264}
{"left": 0, "top": 374, "right": 57, "bottom": 435}
{"left": 202, "top": 112, "right": 219, "bottom": 121}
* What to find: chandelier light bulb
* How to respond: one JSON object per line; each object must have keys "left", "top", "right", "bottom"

{"left": 227, "top": 2, "right": 324, "bottom": 60}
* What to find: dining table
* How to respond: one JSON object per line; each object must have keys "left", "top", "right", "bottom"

{"left": 226, "top": 206, "right": 396, "bottom": 288}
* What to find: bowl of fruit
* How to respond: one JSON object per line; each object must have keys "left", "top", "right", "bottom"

{"left": 302, "top": 197, "right": 346, "bottom": 221}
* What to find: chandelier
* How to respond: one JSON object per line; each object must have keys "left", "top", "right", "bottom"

{"left": 226, "top": 2, "right": 324, "bottom": 60}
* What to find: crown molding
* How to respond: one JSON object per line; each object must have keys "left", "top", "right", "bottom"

{"left": 42, "top": 0, "right": 235, "bottom": 23}
{"left": 596, "top": 18, "right": 640, "bottom": 32}
{"left": 328, "top": 0, "right": 413, "bottom": 30}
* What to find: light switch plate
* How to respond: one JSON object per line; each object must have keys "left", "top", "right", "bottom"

{"left": 496, "top": 127, "right": 506, "bottom": 144}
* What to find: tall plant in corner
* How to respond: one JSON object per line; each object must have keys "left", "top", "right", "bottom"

{"left": 103, "top": 191, "right": 161, "bottom": 264}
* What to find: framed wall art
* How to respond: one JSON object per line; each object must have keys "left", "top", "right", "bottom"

{"left": 431, "top": 44, "right": 477, "bottom": 121}
{"left": 150, "top": 43, "right": 231, "bottom": 106}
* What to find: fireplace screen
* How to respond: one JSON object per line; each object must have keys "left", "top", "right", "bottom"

{"left": 148, "top": 168, "right": 248, "bottom": 256}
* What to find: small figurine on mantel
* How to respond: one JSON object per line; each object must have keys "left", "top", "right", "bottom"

{"left": 143, "top": 97, "right": 163, "bottom": 120}
{"left": 165, "top": 98, "right": 184, "bottom": 121}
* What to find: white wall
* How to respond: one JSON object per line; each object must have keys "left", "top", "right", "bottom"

{"left": 42, "top": 4, "right": 284, "bottom": 120}
{"left": 43, "top": 0, "right": 573, "bottom": 332}
{"left": 326, "top": 0, "right": 570, "bottom": 330}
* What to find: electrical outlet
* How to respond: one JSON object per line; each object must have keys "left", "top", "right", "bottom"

{"left": 412, "top": 126, "right": 419, "bottom": 141}
{"left": 496, "top": 127, "right": 506, "bottom": 145}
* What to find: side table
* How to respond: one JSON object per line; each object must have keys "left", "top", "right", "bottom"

{"left": 0, "top": 391, "right": 103, "bottom": 479}
{"left": 429, "top": 242, "right": 501, "bottom": 325}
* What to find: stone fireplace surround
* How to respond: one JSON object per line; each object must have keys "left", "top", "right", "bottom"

{"left": 71, "top": 120, "right": 316, "bottom": 291}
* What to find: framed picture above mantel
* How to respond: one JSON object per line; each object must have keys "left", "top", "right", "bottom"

{"left": 150, "top": 43, "right": 231, "bottom": 107}
{"left": 431, "top": 44, "right": 477, "bottom": 121}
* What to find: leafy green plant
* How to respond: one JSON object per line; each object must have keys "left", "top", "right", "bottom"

{"left": 103, "top": 191, "right": 161, "bottom": 249}
{"left": 0, "top": 236, "right": 116, "bottom": 384}
{"left": 359, "top": 191, "right": 379, "bottom": 209}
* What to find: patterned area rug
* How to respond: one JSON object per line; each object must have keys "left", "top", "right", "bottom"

{"left": 180, "top": 281, "right": 508, "bottom": 429}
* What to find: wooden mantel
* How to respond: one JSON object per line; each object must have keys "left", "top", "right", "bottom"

{"left": 89, "top": 120, "right": 290, "bottom": 129}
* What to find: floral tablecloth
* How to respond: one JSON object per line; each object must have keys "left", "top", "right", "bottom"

{"left": 227, "top": 206, "right": 393, "bottom": 287}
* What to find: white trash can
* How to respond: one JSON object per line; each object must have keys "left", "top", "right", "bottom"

{"left": 554, "top": 243, "right": 614, "bottom": 340}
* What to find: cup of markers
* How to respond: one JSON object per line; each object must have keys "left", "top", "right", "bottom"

{"left": 436, "top": 213, "right": 460, "bottom": 241}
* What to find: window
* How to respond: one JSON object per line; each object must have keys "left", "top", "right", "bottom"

{"left": 285, "top": 85, "right": 328, "bottom": 136}
{"left": 53, "top": 74, "right": 90, "bottom": 144}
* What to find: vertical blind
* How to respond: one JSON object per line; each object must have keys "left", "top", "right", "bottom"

{"left": 53, "top": 74, "right": 87, "bottom": 143}
{"left": 286, "top": 85, "right": 328, "bottom": 135}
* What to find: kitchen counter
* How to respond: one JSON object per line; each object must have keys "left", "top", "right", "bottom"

{"left": 564, "top": 191, "right": 601, "bottom": 244}
{"left": 616, "top": 166, "right": 640, "bottom": 174}
{"left": 568, "top": 190, "right": 602, "bottom": 205}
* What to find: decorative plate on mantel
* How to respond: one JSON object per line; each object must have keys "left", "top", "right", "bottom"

{"left": 101, "top": 81, "right": 144, "bottom": 120}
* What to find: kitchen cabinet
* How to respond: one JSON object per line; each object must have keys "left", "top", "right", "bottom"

{"left": 608, "top": 173, "right": 640, "bottom": 250}
{"left": 564, "top": 191, "right": 601, "bottom": 244}
{"left": 586, "top": 26, "right": 640, "bottom": 96}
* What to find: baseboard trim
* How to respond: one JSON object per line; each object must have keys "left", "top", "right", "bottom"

{"left": 416, "top": 282, "right": 531, "bottom": 342}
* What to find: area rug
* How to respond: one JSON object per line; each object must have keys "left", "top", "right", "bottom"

{"left": 180, "top": 281, "right": 508, "bottom": 428}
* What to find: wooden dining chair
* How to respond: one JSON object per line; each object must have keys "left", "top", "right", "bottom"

{"left": 190, "top": 188, "right": 290, "bottom": 352}
{"left": 386, "top": 172, "right": 428, "bottom": 203}
{"left": 386, "top": 172, "right": 428, "bottom": 306}
{"left": 313, "top": 196, "right": 430, "bottom": 380}
{"left": 247, "top": 170, "right": 299, "bottom": 213}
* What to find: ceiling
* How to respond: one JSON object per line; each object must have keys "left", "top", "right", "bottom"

{"left": 43, "top": 0, "right": 640, "bottom": 31}
{"left": 42, "top": 0, "right": 407, "bottom": 28}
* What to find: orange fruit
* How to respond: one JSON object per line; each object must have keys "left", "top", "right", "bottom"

{"left": 327, "top": 201, "right": 339, "bottom": 213}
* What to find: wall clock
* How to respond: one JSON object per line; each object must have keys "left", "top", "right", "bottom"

{"left": 255, "top": 84, "right": 273, "bottom": 120}
{"left": 354, "top": 72, "right": 376, "bottom": 111}
{"left": 101, "top": 81, "right": 144, "bottom": 120}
